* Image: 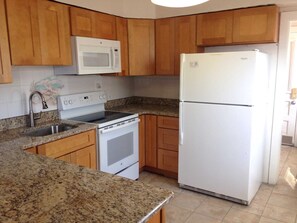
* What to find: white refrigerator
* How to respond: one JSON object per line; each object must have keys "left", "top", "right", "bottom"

{"left": 178, "top": 51, "right": 268, "bottom": 205}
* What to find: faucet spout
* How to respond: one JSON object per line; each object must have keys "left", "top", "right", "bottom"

{"left": 29, "top": 91, "right": 48, "bottom": 127}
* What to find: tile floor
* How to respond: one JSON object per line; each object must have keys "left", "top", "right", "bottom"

{"left": 138, "top": 146, "right": 297, "bottom": 223}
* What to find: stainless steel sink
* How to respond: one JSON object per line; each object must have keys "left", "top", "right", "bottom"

{"left": 24, "top": 124, "right": 78, "bottom": 137}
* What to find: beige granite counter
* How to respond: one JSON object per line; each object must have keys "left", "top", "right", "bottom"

{"left": 110, "top": 104, "right": 179, "bottom": 117}
{"left": 0, "top": 120, "right": 173, "bottom": 222}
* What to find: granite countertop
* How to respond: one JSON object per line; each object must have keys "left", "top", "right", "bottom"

{"left": 110, "top": 104, "right": 179, "bottom": 117}
{"left": 0, "top": 120, "right": 173, "bottom": 222}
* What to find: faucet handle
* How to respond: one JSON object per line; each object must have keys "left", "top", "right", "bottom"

{"left": 42, "top": 100, "right": 48, "bottom": 109}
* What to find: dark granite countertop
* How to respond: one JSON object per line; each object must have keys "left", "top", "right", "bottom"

{"left": 0, "top": 120, "right": 173, "bottom": 222}
{"left": 110, "top": 104, "right": 179, "bottom": 117}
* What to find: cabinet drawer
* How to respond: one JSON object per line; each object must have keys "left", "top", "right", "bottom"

{"left": 158, "top": 149, "right": 178, "bottom": 173}
{"left": 158, "top": 116, "right": 179, "bottom": 130}
{"left": 38, "top": 130, "right": 96, "bottom": 158}
{"left": 158, "top": 128, "right": 178, "bottom": 152}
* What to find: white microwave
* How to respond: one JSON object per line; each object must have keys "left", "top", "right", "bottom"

{"left": 54, "top": 36, "right": 121, "bottom": 75}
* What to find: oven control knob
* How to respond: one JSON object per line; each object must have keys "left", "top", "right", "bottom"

{"left": 68, "top": 100, "right": 73, "bottom": 105}
{"left": 64, "top": 100, "right": 68, "bottom": 105}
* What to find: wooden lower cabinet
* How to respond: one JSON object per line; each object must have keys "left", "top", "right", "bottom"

{"left": 57, "top": 145, "right": 96, "bottom": 169}
{"left": 25, "top": 147, "right": 37, "bottom": 154}
{"left": 139, "top": 115, "right": 146, "bottom": 169}
{"left": 148, "top": 208, "right": 166, "bottom": 223}
{"left": 145, "top": 115, "right": 157, "bottom": 168}
{"left": 142, "top": 115, "right": 179, "bottom": 177}
{"left": 37, "top": 129, "right": 97, "bottom": 169}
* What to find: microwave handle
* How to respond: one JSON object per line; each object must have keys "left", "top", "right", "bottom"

{"left": 111, "top": 48, "right": 116, "bottom": 69}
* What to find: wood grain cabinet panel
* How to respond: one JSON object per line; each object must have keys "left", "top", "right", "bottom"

{"left": 38, "top": 130, "right": 97, "bottom": 170}
{"left": 70, "top": 7, "right": 95, "bottom": 37}
{"left": 6, "top": 0, "right": 42, "bottom": 65}
{"left": 155, "top": 18, "right": 175, "bottom": 75}
{"left": 233, "top": 5, "right": 279, "bottom": 44}
{"left": 139, "top": 115, "right": 146, "bottom": 169}
{"left": 158, "top": 116, "right": 179, "bottom": 130}
{"left": 6, "top": 0, "right": 71, "bottom": 65}
{"left": 158, "top": 149, "right": 178, "bottom": 173}
{"left": 0, "top": 0, "right": 12, "bottom": 83}
{"left": 174, "top": 15, "right": 200, "bottom": 75}
{"left": 145, "top": 115, "right": 157, "bottom": 168}
{"left": 116, "top": 17, "right": 129, "bottom": 76}
{"left": 25, "top": 147, "right": 37, "bottom": 154}
{"left": 147, "top": 209, "right": 166, "bottom": 223}
{"left": 38, "top": 0, "right": 72, "bottom": 65}
{"left": 158, "top": 128, "right": 178, "bottom": 152}
{"left": 94, "top": 12, "right": 116, "bottom": 40}
{"left": 197, "top": 11, "right": 233, "bottom": 46}
{"left": 128, "top": 19, "right": 155, "bottom": 76}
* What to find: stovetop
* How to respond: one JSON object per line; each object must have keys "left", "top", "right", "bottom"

{"left": 69, "top": 111, "right": 137, "bottom": 127}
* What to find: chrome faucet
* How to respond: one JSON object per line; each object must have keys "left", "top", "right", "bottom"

{"left": 29, "top": 91, "right": 48, "bottom": 127}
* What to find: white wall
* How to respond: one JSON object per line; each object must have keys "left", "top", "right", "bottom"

{"left": 55, "top": 0, "right": 297, "bottom": 18}
{"left": 0, "top": 67, "right": 133, "bottom": 119}
{"left": 133, "top": 76, "right": 179, "bottom": 99}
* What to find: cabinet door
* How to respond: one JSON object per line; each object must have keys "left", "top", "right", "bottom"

{"left": 25, "top": 147, "right": 37, "bottom": 154}
{"left": 0, "top": 0, "right": 12, "bottom": 83}
{"left": 158, "top": 149, "right": 178, "bottom": 173}
{"left": 116, "top": 17, "right": 129, "bottom": 76}
{"left": 38, "top": 0, "right": 72, "bottom": 65}
{"left": 139, "top": 115, "right": 146, "bottom": 169}
{"left": 145, "top": 115, "right": 157, "bottom": 168}
{"left": 174, "top": 15, "right": 200, "bottom": 75}
{"left": 71, "top": 145, "right": 97, "bottom": 170}
{"left": 94, "top": 12, "right": 116, "bottom": 40}
{"left": 155, "top": 18, "right": 175, "bottom": 75}
{"left": 6, "top": 0, "right": 42, "bottom": 65}
{"left": 197, "top": 11, "right": 233, "bottom": 46}
{"left": 233, "top": 5, "right": 279, "bottom": 44}
{"left": 70, "top": 7, "right": 95, "bottom": 37}
{"left": 128, "top": 19, "right": 155, "bottom": 76}
{"left": 158, "top": 128, "right": 178, "bottom": 152}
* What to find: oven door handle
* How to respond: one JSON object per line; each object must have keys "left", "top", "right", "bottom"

{"left": 99, "top": 118, "right": 140, "bottom": 134}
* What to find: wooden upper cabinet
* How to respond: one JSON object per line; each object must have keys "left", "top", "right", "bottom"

{"left": 38, "top": 0, "right": 72, "bottom": 65}
{"left": 70, "top": 7, "right": 116, "bottom": 40}
{"left": 197, "top": 11, "right": 233, "bottom": 46}
{"left": 6, "top": 0, "right": 42, "bottom": 65}
{"left": 128, "top": 19, "right": 155, "bottom": 76}
{"left": 0, "top": 0, "right": 12, "bottom": 83}
{"left": 6, "top": 0, "right": 71, "bottom": 65}
{"left": 70, "top": 7, "right": 95, "bottom": 37}
{"left": 233, "top": 5, "right": 279, "bottom": 44}
{"left": 116, "top": 17, "right": 129, "bottom": 76}
{"left": 94, "top": 12, "right": 116, "bottom": 40}
{"left": 174, "top": 15, "right": 199, "bottom": 75}
{"left": 155, "top": 18, "right": 175, "bottom": 75}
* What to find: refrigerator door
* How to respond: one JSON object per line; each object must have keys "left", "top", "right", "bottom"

{"left": 180, "top": 52, "right": 266, "bottom": 106}
{"left": 179, "top": 102, "right": 253, "bottom": 201}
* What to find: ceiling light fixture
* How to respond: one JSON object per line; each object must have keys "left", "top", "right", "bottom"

{"left": 151, "top": 0, "right": 209, "bottom": 8}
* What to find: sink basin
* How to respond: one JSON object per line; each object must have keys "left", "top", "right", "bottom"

{"left": 24, "top": 124, "right": 78, "bottom": 137}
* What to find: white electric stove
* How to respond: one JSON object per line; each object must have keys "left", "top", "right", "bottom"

{"left": 57, "top": 91, "right": 139, "bottom": 180}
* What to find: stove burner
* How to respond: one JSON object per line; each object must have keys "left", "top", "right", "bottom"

{"left": 70, "top": 111, "right": 134, "bottom": 124}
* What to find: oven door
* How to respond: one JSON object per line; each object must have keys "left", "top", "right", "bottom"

{"left": 98, "top": 119, "right": 139, "bottom": 175}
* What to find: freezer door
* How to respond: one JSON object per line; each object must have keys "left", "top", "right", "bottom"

{"left": 180, "top": 52, "right": 267, "bottom": 105}
{"left": 179, "top": 102, "right": 253, "bottom": 201}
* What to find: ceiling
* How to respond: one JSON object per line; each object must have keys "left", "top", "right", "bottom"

{"left": 55, "top": 0, "right": 297, "bottom": 18}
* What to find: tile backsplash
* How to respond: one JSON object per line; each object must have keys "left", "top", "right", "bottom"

{"left": 0, "top": 66, "right": 133, "bottom": 119}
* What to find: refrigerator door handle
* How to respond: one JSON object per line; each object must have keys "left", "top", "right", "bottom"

{"left": 179, "top": 102, "right": 184, "bottom": 145}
